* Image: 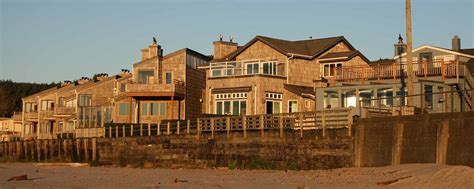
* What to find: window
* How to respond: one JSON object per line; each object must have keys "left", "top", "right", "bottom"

{"left": 151, "top": 103, "right": 159, "bottom": 115}
{"left": 216, "top": 101, "right": 223, "bottom": 115}
{"left": 289, "top": 101, "right": 298, "bottom": 113}
{"left": 263, "top": 62, "right": 277, "bottom": 75}
{"left": 138, "top": 70, "right": 154, "bottom": 84}
{"left": 424, "top": 85, "right": 433, "bottom": 109}
{"left": 79, "top": 95, "right": 92, "bottom": 107}
{"left": 266, "top": 100, "right": 281, "bottom": 114}
{"left": 119, "top": 103, "right": 129, "bottom": 115}
{"left": 41, "top": 100, "right": 54, "bottom": 111}
{"left": 142, "top": 103, "right": 149, "bottom": 116}
{"left": 322, "top": 63, "right": 342, "bottom": 77}
{"left": 25, "top": 102, "right": 37, "bottom": 113}
{"left": 246, "top": 63, "right": 259, "bottom": 74}
{"left": 212, "top": 69, "right": 222, "bottom": 77}
{"left": 58, "top": 98, "right": 65, "bottom": 107}
{"left": 159, "top": 103, "right": 166, "bottom": 116}
{"left": 120, "top": 83, "right": 126, "bottom": 92}
{"left": 215, "top": 92, "right": 248, "bottom": 115}
{"left": 165, "top": 72, "right": 172, "bottom": 84}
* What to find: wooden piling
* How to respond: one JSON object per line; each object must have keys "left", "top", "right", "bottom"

{"left": 226, "top": 117, "right": 231, "bottom": 139}
{"left": 187, "top": 120, "right": 190, "bottom": 135}
{"left": 84, "top": 138, "right": 89, "bottom": 162}
{"left": 167, "top": 122, "right": 171, "bottom": 135}
{"left": 148, "top": 123, "right": 151, "bottom": 136}
{"left": 242, "top": 115, "right": 247, "bottom": 139}
{"left": 92, "top": 138, "right": 97, "bottom": 162}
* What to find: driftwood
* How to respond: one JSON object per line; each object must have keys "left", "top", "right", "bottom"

{"left": 7, "top": 175, "right": 27, "bottom": 181}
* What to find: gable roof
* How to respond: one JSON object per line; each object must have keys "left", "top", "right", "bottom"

{"left": 318, "top": 50, "right": 371, "bottom": 64}
{"left": 219, "top": 35, "right": 355, "bottom": 61}
{"left": 394, "top": 45, "right": 474, "bottom": 59}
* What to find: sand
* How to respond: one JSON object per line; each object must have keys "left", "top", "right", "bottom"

{"left": 0, "top": 163, "right": 473, "bottom": 189}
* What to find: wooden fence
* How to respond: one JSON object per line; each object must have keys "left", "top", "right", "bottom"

{"left": 98, "top": 108, "right": 353, "bottom": 139}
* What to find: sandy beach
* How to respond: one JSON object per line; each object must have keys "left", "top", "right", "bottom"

{"left": 0, "top": 163, "right": 473, "bottom": 189}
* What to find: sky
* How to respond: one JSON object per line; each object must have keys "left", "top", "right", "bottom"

{"left": 0, "top": 0, "right": 473, "bottom": 83}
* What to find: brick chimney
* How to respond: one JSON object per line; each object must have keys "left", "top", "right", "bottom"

{"left": 394, "top": 35, "right": 407, "bottom": 57}
{"left": 213, "top": 34, "right": 238, "bottom": 60}
{"left": 452, "top": 35, "right": 461, "bottom": 52}
{"left": 141, "top": 38, "right": 162, "bottom": 61}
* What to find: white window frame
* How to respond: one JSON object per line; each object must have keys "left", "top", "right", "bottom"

{"left": 288, "top": 100, "right": 298, "bottom": 113}
{"left": 321, "top": 62, "right": 342, "bottom": 77}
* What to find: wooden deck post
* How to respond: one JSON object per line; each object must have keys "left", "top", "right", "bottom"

{"left": 130, "top": 124, "right": 134, "bottom": 137}
{"left": 226, "top": 117, "right": 231, "bottom": 139}
{"left": 424, "top": 61, "right": 428, "bottom": 79}
{"left": 122, "top": 125, "right": 125, "bottom": 138}
{"left": 109, "top": 126, "right": 112, "bottom": 138}
{"left": 441, "top": 60, "right": 446, "bottom": 80}
{"left": 259, "top": 115, "right": 264, "bottom": 138}
{"left": 167, "top": 122, "right": 171, "bottom": 135}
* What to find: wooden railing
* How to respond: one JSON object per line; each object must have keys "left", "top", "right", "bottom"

{"left": 12, "top": 112, "right": 22, "bottom": 122}
{"left": 24, "top": 112, "right": 38, "bottom": 120}
{"left": 198, "top": 108, "right": 353, "bottom": 138}
{"left": 99, "top": 109, "right": 353, "bottom": 139}
{"left": 55, "top": 107, "right": 76, "bottom": 115}
{"left": 334, "top": 60, "right": 459, "bottom": 82}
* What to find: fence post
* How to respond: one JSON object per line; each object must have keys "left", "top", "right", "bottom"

{"left": 92, "top": 138, "right": 97, "bottom": 162}
{"left": 148, "top": 123, "right": 151, "bottom": 136}
{"left": 197, "top": 118, "right": 201, "bottom": 139}
{"left": 259, "top": 115, "right": 264, "bottom": 138}
{"left": 140, "top": 124, "right": 143, "bottom": 137}
{"left": 299, "top": 112, "right": 304, "bottom": 138}
{"left": 279, "top": 114, "right": 284, "bottom": 138}
{"left": 242, "top": 115, "right": 247, "bottom": 139}
{"left": 167, "top": 122, "right": 170, "bottom": 135}
{"left": 130, "top": 124, "right": 134, "bottom": 137}
{"left": 226, "top": 117, "right": 231, "bottom": 139}
{"left": 187, "top": 120, "right": 191, "bottom": 135}
{"left": 322, "top": 110, "right": 327, "bottom": 138}
{"left": 177, "top": 121, "right": 180, "bottom": 135}
{"left": 157, "top": 122, "right": 161, "bottom": 136}
{"left": 347, "top": 109, "right": 353, "bottom": 137}
{"left": 122, "top": 125, "right": 125, "bottom": 138}
{"left": 211, "top": 118, "right": 215, "bottom": 139}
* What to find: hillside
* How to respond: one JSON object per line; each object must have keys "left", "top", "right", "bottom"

{"left": 0, "top": 80, "right": 58, "bottom": 118}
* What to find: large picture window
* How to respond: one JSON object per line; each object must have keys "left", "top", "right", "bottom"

{"left": 263, "top": 62, "right": 277, "bottom": 75}
{"left": 138, "top": 70, "right": 154, "bottom": 84}
{"left": 119, "top": 103, "right": 129, "bottom": 115}
{"left": 246, "top": 63, "right": 259, "bottom": 74}
{"left": 215, "top": 92, "right": 248, "bottom": 115}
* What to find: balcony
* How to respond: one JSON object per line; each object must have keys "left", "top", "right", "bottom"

{"left": 208, "top": 60, "right": 287, "bottom": 78}
{"left": 329, "top": 60, "right": 460, "bottom": 83}
{"left": 55, "top": 106, "right": 76, "bottom": 115}
{"left": 12, "top": 112, "right": 22, "bottom": 122}
{"left": 40, "top": 110, "right": 55, "bottom": 120}
{"left": 126, "top": 80, "right": 186, "bottom": 98}
{"left": 24, "top": 112, "right": 38, "bottom": 120}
